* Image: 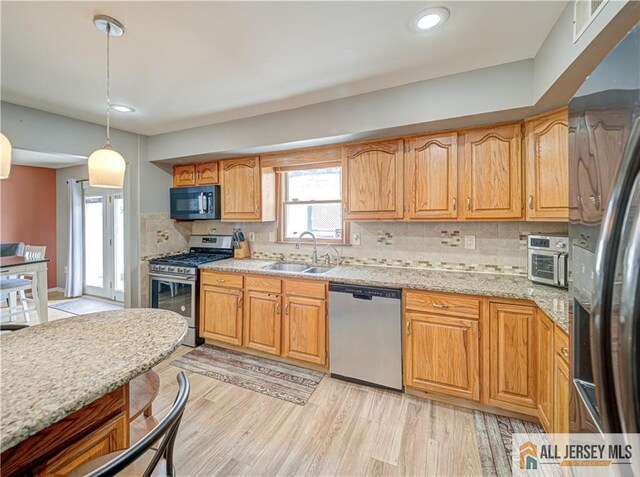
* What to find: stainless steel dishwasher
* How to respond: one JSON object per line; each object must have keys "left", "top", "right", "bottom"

{"left": 329, "top": 283, "right": 403, "bottom": 390}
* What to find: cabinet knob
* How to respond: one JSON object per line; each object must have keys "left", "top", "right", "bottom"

{"left": 432, "top": 302, "right": 449, "bottom": 309}
{"left": 238, "top": 297, "right": 243, "bottom": 308}
{"left": 529, "top": 195, "right": 534, "bottom": 209}
{"left": 285, "top": 303, "right": 289, "bottom": 315}
{"left": 406, "top": 322, "right": 411, "bottom": 335}
{"left": 275, "top": 302, "right": 280, "bottom": 314}
{"left": 255, "top": 205, "right": 260, "bottom": 214}
{"left": 217, "top": 278, "right": 225, "bottom": 283}
{"left": 452, "top": 197, "right": 457, "bottom": 211}
{"left": 467, "top": 197, "right": 471, "bottom": 211}
{"left": 561, "top": 346, "right": 569, "bottom": 357}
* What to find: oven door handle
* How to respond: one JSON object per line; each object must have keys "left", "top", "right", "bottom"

{"left": 558, "top": 254, "right": 567, "bottom": 287}
{"left": 552, "top": 254, "right": 559, "bottom": 286}
{"left": 149, "top": 273, "right": 196, "bottom": 284}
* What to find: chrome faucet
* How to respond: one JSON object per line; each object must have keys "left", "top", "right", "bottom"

{"left": 296, "top": 231, "right": 318, "bottom": 264}
{"left": 322, "top": 245, "right": 342, "bottom": 267}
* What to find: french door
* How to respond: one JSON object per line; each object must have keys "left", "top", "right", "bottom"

{"left": 83, "top": 187, "right": 124, "bottom": 302}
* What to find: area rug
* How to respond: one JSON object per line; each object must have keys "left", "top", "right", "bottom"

{"left": 474, "top": 411, "right": 558, "bottom": 476}
{"left": 49, "top": 297, "right": 123, "bottom": 315}
{"left": 171, "top": 344, "right": 324, "bottom": 405}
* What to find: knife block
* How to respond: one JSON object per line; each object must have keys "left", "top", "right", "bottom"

{"left": 234, "top": 241, "right": 251, "bottom": 259}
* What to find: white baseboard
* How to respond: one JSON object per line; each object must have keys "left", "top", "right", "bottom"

{"left": 48, "top": 287, "right": 64, "bottom": 293}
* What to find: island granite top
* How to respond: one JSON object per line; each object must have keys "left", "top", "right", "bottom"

{"left": 0, "top": 309, "right": 187, "bottom": 452}
{"left": 200, "top": 259, "right": 569, "bottom": 332}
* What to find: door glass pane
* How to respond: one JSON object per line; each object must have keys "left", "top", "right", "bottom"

{"left": 151, "top": 279, "right": 193, "bottom": 320}
{"left": 114, "top": 195, "right": 125, "bottom": 293}
{"left": 84, "top": 196, "right": 104, "bottom": 288}
{"left": 531, "top": 254, "right": 555, "bottom": 280}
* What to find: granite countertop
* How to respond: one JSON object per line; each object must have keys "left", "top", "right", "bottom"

{"left": 200, "top": 259, "right": 570, "bottom": 332}
{"left": 0, "top": 309, "right": 187, "bottom": 452}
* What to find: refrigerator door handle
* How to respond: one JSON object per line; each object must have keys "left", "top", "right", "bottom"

{"left": 592, "top": 118, "right": 640, "bottom": 433}
{"left": 619, "top": 173, "right": 640, "bottom": 434}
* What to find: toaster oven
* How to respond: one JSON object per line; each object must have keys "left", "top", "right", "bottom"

{"left": 527, "top": 234, "right": 568, "bottom": 288}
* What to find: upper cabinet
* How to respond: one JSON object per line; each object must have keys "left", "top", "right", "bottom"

{"left": 524, "top": 108, "right": 569, "bottom": 221}
{"left": 173, "top": 161, "right": 219, "bottom": 187}
{"left": 405, "top": 132, "right": 458, "bottom": 220}
{"left": 342, "top": 139, "right": 404, "bottom": 220}
{"left": 220, "top": 157, "right": 276, "bottom": 222}
{"left": 173, "top": 164, "right": 196, "bottom": 187}
{"left": 462, "top": 123, "right": 523, "bottom": 220}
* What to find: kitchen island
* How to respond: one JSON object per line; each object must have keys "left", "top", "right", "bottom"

{"left": 0, "top": 309, "right": 187, "bottom": 476}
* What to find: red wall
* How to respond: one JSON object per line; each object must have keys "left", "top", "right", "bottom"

{"left": 0, "top": 165, "right": 57, "bottom": 287}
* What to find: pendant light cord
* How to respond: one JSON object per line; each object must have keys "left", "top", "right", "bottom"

{"left": 106, "top": 22, "right": 111, "bottom": 146}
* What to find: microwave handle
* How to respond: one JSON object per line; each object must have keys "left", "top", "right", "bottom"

{"left": 198, "top": 193, "right": 205, "bottom": 214}
{"left": 558, "top": 254, "right": 566, "bottom": 287}
{"left": 553, "top": 254, "right": 559, "bottom": 286}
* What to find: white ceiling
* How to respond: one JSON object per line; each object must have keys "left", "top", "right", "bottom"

{"left": 1, "top": 1, "right": 567, "bottom": 136}
{"left": 12, "top": 149, "right": 87, "bottom": 169}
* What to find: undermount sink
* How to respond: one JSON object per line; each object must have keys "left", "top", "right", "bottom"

{"left": 262, "top": 263, "right": 309, "bottom": 272}
{"left": 303, "top": 266, "right": 333, "bottom": 274}
{"left": 261, "top": 263, "right": 334, "bottom": 274}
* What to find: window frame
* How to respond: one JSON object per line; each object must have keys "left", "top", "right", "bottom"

{"left": 276, "top": 163, "right": 349, "bottom": 245}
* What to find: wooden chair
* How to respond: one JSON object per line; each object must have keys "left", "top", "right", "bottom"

{"left": 69, "top": 372, "right": 190, "bottom": 477}
{"left": 0, "top": 279, "right": 33, "bottom": 322}
{"left": 5, "top": 245, "right": 47, "bottom": 322}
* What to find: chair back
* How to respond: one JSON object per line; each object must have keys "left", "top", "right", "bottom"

{"left": 86, "top": 371, "right": 190, "bottom": 477}
{"left": 24, "top": 246, "right": 46, "bottom": 261}
{"left": 0, "top": 243, "right": 25, "bottom": 257}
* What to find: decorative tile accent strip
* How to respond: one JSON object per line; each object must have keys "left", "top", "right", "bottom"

{"left": 249, "top": 251, "right": 527, "bottom": 275}
{"left": 441, "top": 230, "right": 461, "bottom": 247}
{"left": 156, "top": 230, "right": 170, "bottom": 243}
{"left": 377, "top": 230, "right": 394, "bottom": 245}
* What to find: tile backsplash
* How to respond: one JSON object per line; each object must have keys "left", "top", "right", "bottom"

{"left": 187, "top": 219, "right": 568, "bottom": 276}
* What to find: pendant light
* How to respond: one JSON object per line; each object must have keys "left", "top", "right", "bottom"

{"left": 88, "top": 15, "right": 126, "bottom": 188}
{"left": 0, "top": 133, "right": 12, "bottom": 179}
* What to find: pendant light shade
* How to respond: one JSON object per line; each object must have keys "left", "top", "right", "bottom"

{"left": 0, "top": 133, "right": 12, "bottom": 179}
{"left": 89, "top": 15, "right": 126, "bottom": 189}
{"left": 88, "top": 145, "right": 126, "bottom": 188}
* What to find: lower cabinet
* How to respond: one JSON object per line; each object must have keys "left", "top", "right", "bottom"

{"left": 35, "top": 412, "right": 128, "bottom": 476}
{"left": 404, "top": 312, "right": 480, "bottom": 401}
{"left": 488, "top": 302, "right": 537, "bottom": 413}
{"left": 200, "top": 285, "right": 243, "bottom": 346}
{"left": 537, "top": 312, "right": 555, "bottom": 432}
{"left": 244, "top": 291, "right": 281, "bottom": 355}
{"left": 554, "top": 327, "right": 570, "bottom": 433}
{"left": 282, "top": 295, "right": 327, "bottom": 365}
{"left": 200, "top": 272, "right": 327, "bottom": 367}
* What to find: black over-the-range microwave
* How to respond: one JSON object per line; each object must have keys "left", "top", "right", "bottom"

{"left": 170, "top": 185, "right": 221, "bottom": 220}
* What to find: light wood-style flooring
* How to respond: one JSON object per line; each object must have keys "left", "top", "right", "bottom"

{"left": 141, "top": 347, "right": 485, "bottom": 476}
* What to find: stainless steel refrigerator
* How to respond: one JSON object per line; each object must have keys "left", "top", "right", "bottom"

{"left": 569, "top": 24, "right": 639, "bottom": 434}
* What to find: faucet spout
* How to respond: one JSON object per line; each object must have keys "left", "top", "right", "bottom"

{"left": 296, "top": 231, "right": 318, "bottom": 264}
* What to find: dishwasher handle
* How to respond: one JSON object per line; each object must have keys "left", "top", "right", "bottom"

{"left": 329, "top": 282, "right": 402, "bottom": 300}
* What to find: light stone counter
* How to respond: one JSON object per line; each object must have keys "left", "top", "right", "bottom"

{"left": 0, "top": 309, "right": 187, "bottom": 452}
{"left": 200, "top": 259, "right": 569, "bottom": 332}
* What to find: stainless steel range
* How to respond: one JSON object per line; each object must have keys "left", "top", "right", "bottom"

{"left": 149, "top": 235, "right": 233, "bottom": 346}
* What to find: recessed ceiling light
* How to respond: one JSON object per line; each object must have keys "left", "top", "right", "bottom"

{"left": 411, "top": 7, "right": 449, "bottom": 32}
{"left": 110, "top": 104, "right": 135, "bottom": 113}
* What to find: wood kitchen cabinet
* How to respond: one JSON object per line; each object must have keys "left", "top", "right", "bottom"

{"left": 536, "top": 311, "right": 555, "bottom": 432}
{"left": 553, "top": 326, "right": 570, "bottom": 433}
{"left": 462, "top": 123, "right": 523, "bottom": 220}
{"left": 244, "top": 290, "right": 281, "bottom": 355}
{"left": 173, "top": 162, "right": 219, "bottom": 187}
{"left": 200, "top": 285, "right": 243, "bottom": 346}
{"left": 173, "top": 164, "right": 196, "bottom": 187}
{"left": 282, "top": 295, "right": 326, "bottom": 366}
{"left": 405, "top": 311, "right": 480, "bottom": 401}
{"left": 488, "top": 301, "right": 537, "bottom": 414}
{"left": 220, "top": 157, "right": 276, "bottom": 222}
{"left": 524, "top": 108, "right": 569, "bottom": 221}
{"left": 342, "top": 139, "right": 404, "bottom": 220}
{"left": 405, "top": 132, "right": 458, "bottom": 220}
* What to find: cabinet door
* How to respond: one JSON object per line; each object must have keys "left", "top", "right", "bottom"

{"left": 537, "top": 312, "right": 555, "bottom": 432}
{"left": 553, "top": 354, "right": 570, "bottom": 433}
{"left": 173, "top": 164, "right": 196, "bottom": 187}
{"left": 221, "top": 157, "right": 261, "bottom": 221}
{"left": 525, "top": 109, "right": 569, "bottom": 220}
{"left": 196, "top": 161, "right": 219, "bottom": 185}
{"left": 488, "top": 302, "right": 537, "bottom": 412}
{"left": 35, "top": 412, "right": 128, "bottom": 476}
{"left": 342, "top": 139, "right": 404, "bottom": 220}
{"left": 405, "top": 312, "right": 479, "bottom": 401}
{"left": 406, "top": 133, "right": 458, "bottom": 219}
{"left": 463, "top": 123, "right": 522, "bottom": 219}
{"left": 282, "top": 295, "right": 326, "bottom": 365}
{"left": 200, "top": 285, "right": 243, "bottom": 345}
{"left": 244, "top": 291, "right": 281, "bottom": 355}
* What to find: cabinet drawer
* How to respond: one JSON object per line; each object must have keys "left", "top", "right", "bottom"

{"left": 246, "top": 275, "right": 281, "bottom": 293}
{"left": 201, "top": 271, "right": 243, "bottom": 289}
{"left": 405, "top": 291, "right": 480, "bottom": 319}
{"left": 554, "top": 325, "right": 569, "bottom": 364}
{"left": 284, "top": 279, "right": 326, "bottom": 299}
